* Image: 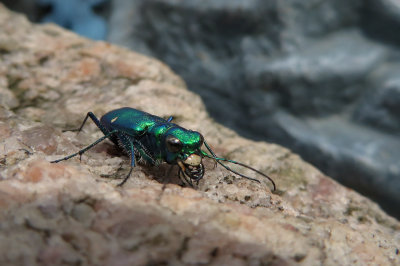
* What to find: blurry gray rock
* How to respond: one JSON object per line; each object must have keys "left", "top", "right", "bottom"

{"left": 108, "top": 0, "right": 400, "bottom": 218}
{"left": 354, "top": 64, "right": 400, "bottom": 133}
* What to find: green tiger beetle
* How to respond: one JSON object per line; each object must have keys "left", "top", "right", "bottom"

{"left": 51, "top": 107, "right": 276, "bottom": 190}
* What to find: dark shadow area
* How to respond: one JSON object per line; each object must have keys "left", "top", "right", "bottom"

{"left": 359, "top": 0, "right": 400, "bottom": 48}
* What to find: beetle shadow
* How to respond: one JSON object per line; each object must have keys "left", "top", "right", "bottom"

{"left": 139, "top": 163, "right": 185, "bottom": 187}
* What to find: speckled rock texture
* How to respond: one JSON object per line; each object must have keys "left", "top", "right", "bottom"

{"left": 0, "top": 5, "right": 399, "bottom": 266}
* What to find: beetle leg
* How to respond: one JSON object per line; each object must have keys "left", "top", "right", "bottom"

{"left": 117, "top": 139, "right": 136, "bottom": 186}
{"left": 132, "top": 136, "right": 156, "bottom": 165}
{"left": 51, "top": 129, "right": 119, "bottom": 163}
{"left": 118, "top": 167, "right": 134, "bottom": 187}
{"left": 178, "top": 167, "right": 193, "bottom": 187}
{"left": 63, "top": 112, "right": 109, "bottom": 136}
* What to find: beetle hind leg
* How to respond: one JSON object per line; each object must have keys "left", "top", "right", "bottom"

{"left": 51, "top": 129, "right": 119, "bottom": 163}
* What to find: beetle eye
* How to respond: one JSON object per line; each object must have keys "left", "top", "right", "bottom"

{"left": 166, "top": 135, "right": 183, "bottom": 153}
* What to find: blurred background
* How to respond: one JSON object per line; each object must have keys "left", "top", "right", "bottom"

{"left": 2, "top": 0, "right": 399, "bottom": 219}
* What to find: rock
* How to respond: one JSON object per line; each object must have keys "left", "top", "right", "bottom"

{"left": 353, "top": 65, "right": 400, "bottom": 134}
{"left": 107, "top": 0, "right": 400, "bottom": 218}
{"left": 0, "top": 4, "right": 399, "bottom": 265}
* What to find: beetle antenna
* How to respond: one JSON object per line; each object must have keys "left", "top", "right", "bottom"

{"left": 202, "top": 141, "right": 276, "bottom": 191}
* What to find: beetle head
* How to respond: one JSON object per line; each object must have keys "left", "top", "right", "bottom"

{"left": 163, "top": 127, "right": 205, "bottom": 182}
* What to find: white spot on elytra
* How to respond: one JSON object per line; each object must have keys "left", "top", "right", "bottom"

{"left": 111, "top": 117, "right": 118, "bottom": 123}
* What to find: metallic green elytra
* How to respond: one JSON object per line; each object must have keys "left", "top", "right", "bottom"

{"left": 51, "top": 107, "right": 276, "bottom": 190}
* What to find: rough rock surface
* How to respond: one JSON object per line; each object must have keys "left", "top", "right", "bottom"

{"left": 107, "top": 0, "right": 400, "bottom": 218}
{"left": 0, "top": 5, "right": 399, "bottom": 265}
